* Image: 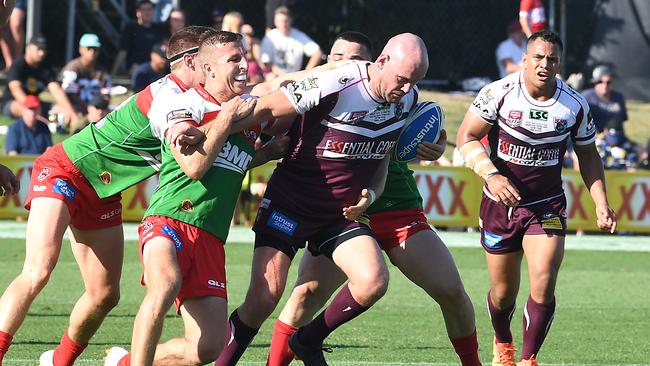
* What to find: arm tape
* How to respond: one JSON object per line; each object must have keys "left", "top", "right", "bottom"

{"left": 459, "top": 140, "right": 498, "bottom": 179}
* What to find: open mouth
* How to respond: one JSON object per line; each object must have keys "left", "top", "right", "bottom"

{"left": 537, "top": 70, "right": 549, "bottom": 81}
{"left": 234, "top": 74, "right": 247, "bottom": 83}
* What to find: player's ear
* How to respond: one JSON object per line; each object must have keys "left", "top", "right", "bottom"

{"left": 376, "top": 54, "right": 389, "bottom": 69}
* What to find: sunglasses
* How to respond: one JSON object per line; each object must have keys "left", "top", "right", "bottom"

{"left": 598, "top": 80, "right": 612, "bottom": 85}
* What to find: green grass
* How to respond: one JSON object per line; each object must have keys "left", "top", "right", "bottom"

{"left": 0, "top": 237, "right": 649, "bottom": 365}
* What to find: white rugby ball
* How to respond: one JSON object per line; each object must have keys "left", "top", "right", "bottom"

{"left": 394, "top": 101, "right": 445, "bottom": 162}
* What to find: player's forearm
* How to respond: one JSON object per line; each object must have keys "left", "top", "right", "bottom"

{"left": 576, "top": 145, "right": 609, "bottom": 207}
{"left": 174, "top": 116, "right": 232, "bottom": 180}
{"left": 8, "top": 81, "right": 26, "bottom": 102}
{"left": 232, "top": 90, "right": 296, "bottom": 133}
{"left": 368, "top": 156, "right": 390, "bottom": 198}
{"left": 48, "top": 82, "right": 76, "bottom": 115}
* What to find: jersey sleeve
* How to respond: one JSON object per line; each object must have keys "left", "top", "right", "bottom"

{"left": 149, "top": 91, "right": 204, "bottom": 140}
{"left": 469, "top": 82, "right": 501, "bottom": 124}
{"left": 571, "top": 101, "right": 597, "bottom": 146}
{"left": 520, "top": 0, "right": 533, "bottom": 14}
{"left": 279, "top": 67, "right": 349, "bottom": 114}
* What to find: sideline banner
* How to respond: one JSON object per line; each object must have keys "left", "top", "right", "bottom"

{"left": 0, "top": 156, "right": 648, "bottom": 232}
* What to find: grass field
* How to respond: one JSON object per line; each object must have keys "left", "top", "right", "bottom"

{"left": 0, "top": 230, "right": 649, "bottom": 365}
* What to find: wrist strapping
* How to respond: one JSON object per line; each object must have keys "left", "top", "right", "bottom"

{"left": 366, "top": 189, "right": 377, "bottom": 205}
{"left": 459, "top": 140, "right": 498, "bottom": 180}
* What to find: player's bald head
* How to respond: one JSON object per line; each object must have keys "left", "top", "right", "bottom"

{"left": 380, "top": 33, "right": 429, "bottom": 77}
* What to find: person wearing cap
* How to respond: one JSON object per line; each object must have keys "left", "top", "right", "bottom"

{"left": 111, "top": 0, "right": 164, "bottom": 75}
{"left": 5, "top": 94, "right": 52, "bottom": 155}
{"left": 0, "top": 34, "right": 79, "bottom": 128}
{"left": 72, "top": 94, "right": 111, "bottom": 134}
{"left": 60, "top": 33, "right": 112, "bottom": 120}
{"left": 131, "top": 42, "right": 169, "bottom": 92}
{"left": 581, "top": 65, "right": 628, "bottom": 134}
{"left": 496, "top": 19, "right": 526, "bottom": 78}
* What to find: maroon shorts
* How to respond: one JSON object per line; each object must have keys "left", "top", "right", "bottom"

{"left": 138, "top": 216, "right": 227, "bottom": 312}
{"left": 479, "top": 194, "right": 567, "bottom": 254}
{"left": 369, "top": 208, "right": 433, "bottom": 252}
{"left": 24, "top": 144, "right": 122, "bottom": 230}
{"left": 252, "top": 198, "right": 373, "bottom": 260}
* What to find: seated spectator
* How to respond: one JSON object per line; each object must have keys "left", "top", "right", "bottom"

{"left": 60, "top": 33, "right": 111, "bottom": 115}
{"left": 0, "top": 0, "right": 25, "bottom": 70}
{"left": 111, "top": 0, "right": 164, "bottom": 75}
{"left": 73, "top": 94, "right": 111, "bottom": 134}
{"left": 241, "top": 23, "right": 265, "bottom": 84}
{"left": 131, "top": 43, "right": 168, "bottom": 92}
{"left": 222, "top": 11, "right": 244, "bottom": 33}
{"left": 5, "top": 95, "right": 52, "bottom": 155}
{"left": 1, "top": 35, "right": 78, "bottom": 128}
{"left": 162, "top": 7, "right": 185, "bottom": 43}
{"left": 595, "top": 127, "right": 638, "bottom": 171}
{"left": 496, "top": 20, "right": 526, "bottom": 78}
{"left": 211, "top": 8, "right": 224, "bottom": 31}
{"left": 582, "top": 65, "right": 628, "bottom": 134}
{"left": 260, "top": 6, "right": 322, "bottom": 77}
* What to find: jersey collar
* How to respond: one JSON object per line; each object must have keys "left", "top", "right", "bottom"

{"left": 169, "top": 73, "right": 190, "bottom": 92}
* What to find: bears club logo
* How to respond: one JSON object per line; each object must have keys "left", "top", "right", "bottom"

{"left": 180, "top": 199, "right": 194, "bottom": 212}
{"left": 37, "top": 167, "right": 51, "bottom": 182}
{"left": 99, "top": 171, "right": 112, "bottom": 184}
{"left": 506, "top": 110, "right": 523, "bottom": 128}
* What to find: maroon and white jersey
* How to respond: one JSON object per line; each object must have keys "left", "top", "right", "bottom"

{"left": 268, "top": 61, "right": 418, "bottom": 218}
{"left": 469, "top": 72, "right": 596, "bottom": 204}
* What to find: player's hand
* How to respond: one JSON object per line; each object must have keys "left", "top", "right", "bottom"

{"left": 223, "top": 95, "right": 257, "bottom": 122}
{"left": 261, "top": 135, "right": 290, "bottom": 161}
{"left": 595, "top": 204, "right": 617, "bottom": 233}
{"left": 485, "top": 174, "right": 520, "bottom": 206}
{"left": 342, "top": 188, "right": 374, "bottom": 221}
{"left": 415, "top": 129, "right": 447, "bottom": 161}
{"left": 168, "top": 122, "right": 205, "bottom": 147}
{"left": 0, "top": 164, "right": 19, "bottom": 196}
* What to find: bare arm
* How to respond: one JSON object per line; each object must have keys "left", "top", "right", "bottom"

{"left": 8, "top": 80, "right": 26, "bottom": 103}
{"left": 171, "top": 97, "right": 256, "bottom": 180}
{"left": 48, "top": 81, "right": 79, "bottom": 125}
{"left": 457, "top": 110, "right": 520, "bottom": 206}
{"left": 574, "top": 142, "right": 617, "bottom": 233}
{"left": 249, "top": 135, "right": 290, "bottom": 168}
{"left": 343, "top": 155, "right": 391, "bottom": 221}
{"left": 230, "top": 90, "right": 297, "bottom": 133}
{"left": 304, "top": 48, "right": 323, "bottom": 70}
{"left": 501, "top": 58, "right": 522, "bottom": 75}
{"left": 519, "top": 14, "right": 533, "bottom": 38}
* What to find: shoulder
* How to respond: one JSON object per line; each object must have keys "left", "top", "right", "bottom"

{"left": 290, "top": 28, "right": 311, "bottom": 41}
{"left": 559, "top": 80, "right": 589, "bottom": 108}
{"left": 62, "top": 58, "right": 82, "bottom": 71}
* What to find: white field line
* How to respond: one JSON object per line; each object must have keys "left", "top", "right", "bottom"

{"left": 0, "top": 222, "right": 649, "bottom": 252}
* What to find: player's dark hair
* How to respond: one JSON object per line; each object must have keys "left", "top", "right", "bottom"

{"left": 527, "top": 30, "right": 563, "bottom": 53}
{"left": 198, "top": 30, "right": 243, "bottom": 50}
{"left": 168, "top": 26, "right": 213, "bottom": 59}
{"left": 335, "top": 31, "right": 373, "bottom": 54}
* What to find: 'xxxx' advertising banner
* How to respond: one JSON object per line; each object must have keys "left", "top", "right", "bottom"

{"left": 1, "top": 156, "right": 649, "bottom": 232}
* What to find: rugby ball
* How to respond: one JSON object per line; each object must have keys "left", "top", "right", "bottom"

{"left": 394, "top": 101, "right": 445, "bottom": 162}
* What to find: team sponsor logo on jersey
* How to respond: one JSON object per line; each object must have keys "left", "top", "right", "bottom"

{"left": 323, "top": 139, "right": 396, "bottom": 160}
{"left": 33, "top": 185, "right": 47, "bottom": 192}
{"left": 267, "top": 210, "right": 297, "bottom": 236}
{"left": 348, "top": 111, "right": 368, "bottom": 122}
{"left": 260, "top": 198, "right": 270, "bottom": 209}
{"left": 140, "top": 220, "right": 154, "bottom": 235}
{"left": 180, "top": 199, "right": 194, "bottom": 213}
{"left": 166, "top": 109, "right": 193, "bottom": 123}
{"left": 207, "top": 279, "right": 226, "bottom": 289}
{"left": 497, "top": 139, "right": 560, "bottom": 166}
{"left": 99, "top": 171, "right": 112, "bottom": 184}
{"left": 478, "top": 88, "right": 494, "bottom": 105}
{"left": 541, "top": 213, "right": 563, "bottom": 229}
{"left": 161, "top": 224, "right": 183, "bottom": 251}
{"left": 37, "top": 167, "right": 51, "bottom": 182}
{"left": 100, "top": 208, "right": 122, "bottom": 220}
{"left": 483, "top": 230, "right": 503, "bottom": 249}
{"left": 506, "top": 110, "right": 523, "bottom": 128}
{"left": 214, "top": 141, "right": 254, "bottom": 174}
{"left": 529, "top": 109, "right": 548, "bottom": 121}
{"left": 554, "top": 118, "right": 568, "bottom": 133}
{"left": 52, "top": 179, "right": 77, "bottom": 200}
{"left": 339, "top": 76, "right": 355, "bottom": 85}
{"left": 299, "top": 76, "right": 319, "bottom": 91}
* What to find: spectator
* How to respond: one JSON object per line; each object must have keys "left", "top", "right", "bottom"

{"left": 260, "top": 5, "right": 322, "bottom": 77}
{"left": 5, "top": 95, "right": 52, "bottom": 155}
{"left": 73, "top": 94, "right": 111, "bottom": 134}
{"left": 162, "top": 8, "right": 185, "bottom": 42}
{"left": 222, "top": 11, "right": 244, "bottom": 33}
{"left": 60, "top": 33, "right": 111, "bottom": 115}
{"left": 0, "top": 0, "right": 25, "bottom": 70}
{"left": 582, "top": 65, "right": 628, "bottom": 134}
{"left": 241, "top": 23, "right": 264, "bottom": 84}
{"left": 111, "top": 0, "right": 164, "bottom": 75}
{"left": 1, "top": 35, "right": 78, "bottom": 127}
{"left": 595, "top": 127, "right": 638, "bottom": 171}
{"left": 519, "top": 0, "right": 546, "bottom": 38}
{"left": 131, "top": 42, "right": 168, "bottom": 92}
{"left": 496, "top": 20, "right": 526, "bottom": 78}
{"left": 211, "top": 8, "right": 224, "bottom": 31}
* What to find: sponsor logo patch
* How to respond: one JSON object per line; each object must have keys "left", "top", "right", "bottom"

{"left": 180, "top": 199, "right": 194, "bottom": 213}
{"left": 52, "top": 179, "right": 77, "bottom": 200}
{"left": 338, "top": 76, "right": 354, "bottom": 85}
{"left": 37, "top": 167, "right": 50, "bottom": 182}
{"left": 541, "top": 215, "right": 563, "bottom": 230}
{"left": 166, "top": 109, "right": 193, "bottom": 122}
{"left": 100, "top": 208, "right": 121, "bottom": 220}
{"left": 99, "top": 171, "right": 112, "bottom": 185}
{"left": 299, "top": 76, "right": 319, "bottom": 91}
{"left": 554, "top": 118, "right": 568, "bottom": 133}
{"left": 267, "top": 210, "right": 297, "bottom": 236}
{"left": 207, "top": 279, "right": 226, "bottom": 289}
{"left": 483, "top": 231, "right": 503, "bottom": 249}
{"left": 529, "top": 109, "right": 548, "bottom": 121}
{"left": 161, "top": 224, "right": 183, "bottom": 251}
{"left": 33, "top": 185, "right": 47, "bottom": 192}
{"left": 506, "top": 110, "right": 523, "bottom": 128}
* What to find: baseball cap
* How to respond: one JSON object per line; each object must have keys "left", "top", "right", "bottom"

{"left": 88, "top": 94, "right": 109, "bottom": 109}
{"left": 23, "top": 95, "right": 41, "bottom": 109}
{"left": 151, "top": 43, "right": 168, "bottom": 58}
{"left": 591, "top": 65, "right": 614, "bottom": 83}
{"left": 79, "top": 33, "right": 101, "bottom": 48}
{"left": 28, "top": 34, "right": 47, "bottom": 49}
